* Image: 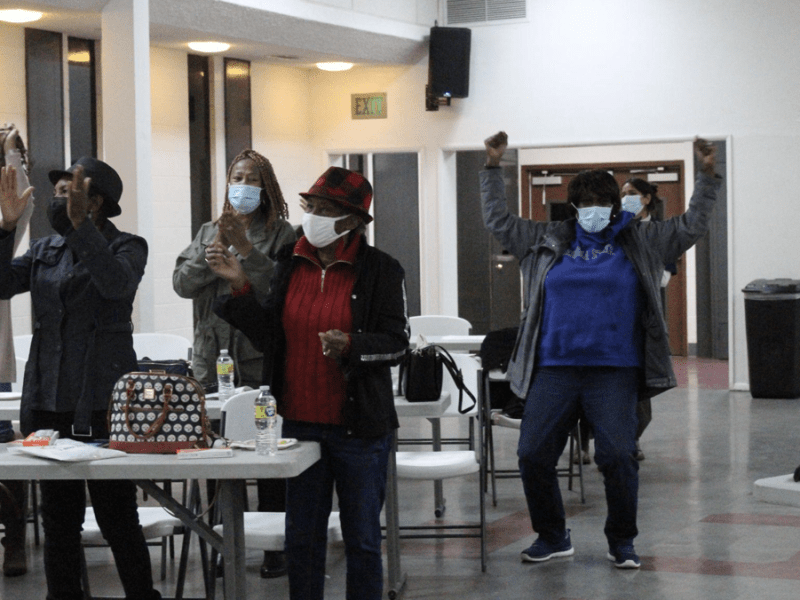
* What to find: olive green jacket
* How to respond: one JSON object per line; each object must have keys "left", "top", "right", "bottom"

{"left": 172, "top": 212, "right": 296, "bottom": 386}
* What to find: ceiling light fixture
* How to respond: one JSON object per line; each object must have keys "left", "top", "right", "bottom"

{"left": 188, "top": 41, "right": 231, "bottom": 53}
{"left": 316, "top": 62, "right": 353, "bottom": 72}
{"left": 0, "top": 9, "right": 43, "bottom": 23}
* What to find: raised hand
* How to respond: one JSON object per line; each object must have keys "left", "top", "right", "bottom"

{"left": 205, "top": 238, "right": 247, "bottom": 288}
{"left": 694, "top": 137, "right": 717, "bottom": 176}
{"left": 2, "top": 125, "right": 19, "bottom": 155}
{"left": 0, "top": 165, "right": 33, "bottom": 232}
{"left": 217, "top": 207, "right": 254, "bottom": 258}
{"left": 66, "top": 164, "right": 93, "bottom": 228}
{"left": 484, "top": 131, "right": 508, "bottom": 167}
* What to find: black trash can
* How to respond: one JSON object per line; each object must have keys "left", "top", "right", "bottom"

{"left": 743, "top": 278, "right": 800, "bottom": 398}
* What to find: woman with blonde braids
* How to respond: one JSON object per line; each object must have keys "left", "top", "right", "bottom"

{"left": 173, "top": 149, "right": 295, "bottom": 577}
{"left": 174, "top": 149, "right": 294, "bottom": 388}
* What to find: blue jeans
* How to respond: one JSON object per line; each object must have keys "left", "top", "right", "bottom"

{"left": 282, "top": 420, "right": 391, "bottom": 600}
{"left": 32, "top": 410, "right": 161, "bottom": 600}
{"left": 518, "top": 367, "right": 639, "bottom": 547}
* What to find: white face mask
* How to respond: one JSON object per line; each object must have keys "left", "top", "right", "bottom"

{"left": 302, "top": 212, "right": 350, "bottom": 248}
{"left": 227, "top": 184, "right": 262, "bottom": 214}
{"left": 621, "top": 195, "right": 643, "bottom": 216}
{"left": 574, "top": 205, "right": 612, "bottom": 233}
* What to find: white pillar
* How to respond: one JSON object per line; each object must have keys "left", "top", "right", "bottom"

{"left": 100, "top": 0, "right": 154, "bottom": 332}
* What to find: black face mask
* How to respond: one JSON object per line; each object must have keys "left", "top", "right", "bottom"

{"left": 47, "top": 196, "right": 72, "bottom": 236}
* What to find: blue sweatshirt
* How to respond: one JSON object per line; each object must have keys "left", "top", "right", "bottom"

{"left": 537, "top": 211, "right": 644, "bottom": 367}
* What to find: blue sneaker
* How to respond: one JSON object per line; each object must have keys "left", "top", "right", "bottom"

{"left": 520, "top": 530, "right": 574, "bottom": 562}
{"left": 607, "top": 544, "right": 641, "bottom": 569}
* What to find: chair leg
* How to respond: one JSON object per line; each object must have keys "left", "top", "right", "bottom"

{"left": 575, "top": 424, "right": 585, "bottom": 504}
{"left": 175, "top": 526, "right": 192, "bottom": 600}
{"left": 30, "top": 480, "right": 40, "bottom": 546}
{"left": 160, "top": 536, "right": 168, "bottom": 580}
{"left": 79, "top": 546, "right": 93, "bottom": 600}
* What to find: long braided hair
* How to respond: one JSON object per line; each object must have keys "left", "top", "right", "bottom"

{"left": 223, "top": 149, "right": 289, "bottom": 229}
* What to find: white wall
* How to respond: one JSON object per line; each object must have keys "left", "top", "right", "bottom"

{"left": 302, "top": 0, "right": 800, "bottom": 390}
{"left": 150, "top": 47, "right": 194, "bottom": 341}
{"left": 250, "top": 63, "right": 316, "bottom": 226}
{"left": 0, "top": 24, "right": 33, "bottom": 337}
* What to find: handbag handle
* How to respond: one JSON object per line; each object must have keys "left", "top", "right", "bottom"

{"left": 430, "top": 345, "right": 477, "bottom": 414}
{"left": 120, "top": 378, "right": 172, "bottom": 441}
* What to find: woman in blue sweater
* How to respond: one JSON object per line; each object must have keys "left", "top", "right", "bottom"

{"left": 481, "top": 131, "right": 720, "bottom": 569}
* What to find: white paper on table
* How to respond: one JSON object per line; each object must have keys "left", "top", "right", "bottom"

{"left": 13, "top": 439, "right": 127, "bottom": 462}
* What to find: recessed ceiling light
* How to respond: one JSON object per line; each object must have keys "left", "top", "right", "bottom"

{"left": 68, "top": 50, "right": 91, "bottom": 63}
{"left": 316, "top": 62, "right": 353, "bottom": 72}
{"left": 188, "top": 41, "right": 231, "bottom": 53}
{"left": 0, "top": 9, "right": 43, "bottom": 23}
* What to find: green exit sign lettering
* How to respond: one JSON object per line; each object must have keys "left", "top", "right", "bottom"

{"left": 351, "top": 93, "right": 387, "bottom": 119}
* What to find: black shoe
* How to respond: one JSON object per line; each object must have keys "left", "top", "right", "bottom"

{"left": 260, "top": 551, "right": 287, "bottom": 579}
{"left": 634, "top": 441, "right": 645, "bottom": 462}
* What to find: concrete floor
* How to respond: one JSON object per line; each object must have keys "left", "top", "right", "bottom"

{"left": 3, "top": 356, "right": 800, "bottom": 600}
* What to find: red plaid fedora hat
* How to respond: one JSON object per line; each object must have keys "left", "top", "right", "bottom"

{"left": 300, "top": 167, "right": 373, "bottom": 223}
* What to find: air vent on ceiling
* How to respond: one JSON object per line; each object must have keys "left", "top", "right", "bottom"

{"left": 446, "top": 0, "right": 526, "bottom": 25}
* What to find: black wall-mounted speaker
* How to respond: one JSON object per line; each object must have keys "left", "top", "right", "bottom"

{"left": 428, "top": 26, "right": 471, "bottom": 99}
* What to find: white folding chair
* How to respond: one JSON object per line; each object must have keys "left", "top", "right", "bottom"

{"left": 409, "top": 315, "right": 472, "bottom": 337}
{"left": 12, "top": 334, "right": 32, "bottom": 362}
{"left": 393, "top": 357, "right": 487, "bottom": 572}
{"left": 212, "top": 390, "right": 342, "bottom": 582}
{"left": 483, "top": 370, "right": 584, "bottom": 507}
{"left": 132, "top": 333, "right": 192, "bottom": 361}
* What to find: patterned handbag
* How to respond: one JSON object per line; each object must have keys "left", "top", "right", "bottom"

{"left": 108, "top": 371, "right": 211, "bottom": 453}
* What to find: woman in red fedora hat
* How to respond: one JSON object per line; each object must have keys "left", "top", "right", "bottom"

{"left": 211, "top": 166, "right": 409, "bottom": 600}
{"left": 0, "top": 155, "right": 162, "bottom": 600}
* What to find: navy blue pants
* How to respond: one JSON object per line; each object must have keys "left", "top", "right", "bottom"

{"left": 518, "top": 367, "right": 640, "bottom": 547}
{"left": 282, "top": 420, "right": 391, "bottom": 600}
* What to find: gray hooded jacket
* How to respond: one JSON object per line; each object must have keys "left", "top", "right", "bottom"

{"left": 480, "top": 167, "right": 721, "bottom": 400}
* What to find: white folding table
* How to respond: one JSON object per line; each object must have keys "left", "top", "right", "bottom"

{"left": 0, "top": 442, "right": 320, "bottom": 600}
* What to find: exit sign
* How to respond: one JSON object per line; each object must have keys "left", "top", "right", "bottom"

{"left": 351, "top": 93, "right": 387, "bottom": 119}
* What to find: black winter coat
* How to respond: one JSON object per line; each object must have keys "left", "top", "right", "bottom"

{"left": 0, "top": 219, "right": 146, "bottom": 434}
{"left": 214, "top": 237, "right": 409, "bottom": 438}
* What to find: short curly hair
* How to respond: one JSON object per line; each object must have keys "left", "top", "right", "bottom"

{"left": 223, "top": 149, "right": 289, "bottom": 229}
{"left": 567, "top": 169, "right": 621, "bottom": 214}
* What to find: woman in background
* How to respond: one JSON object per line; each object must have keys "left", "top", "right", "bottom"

{"left": 0, "top": 155, "right": 161, "bottom": 600}
{"left": 0, "top": 124, "right": 34, "bottom": 577}
{"left": 172, "top": 149, "right": 295, "bottom": 577}
{"left": 621, "top": 177, "right": 678, "bottom": 461}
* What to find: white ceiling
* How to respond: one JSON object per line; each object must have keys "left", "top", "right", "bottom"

{"left": 0, "top": 0, "right": 430, "bottom": 67}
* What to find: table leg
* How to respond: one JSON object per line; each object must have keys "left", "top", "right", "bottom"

{"left": 219, "top": 480, "right": 246, "bottom": 600}
{"left": 429, "top": 418, "right": 445, "bottom": 517}
{"left": 385, "top": 432, "right": 406, "bottom": 599}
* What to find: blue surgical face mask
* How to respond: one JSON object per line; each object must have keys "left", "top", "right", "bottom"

{"left": 573, "top": 205, "right": 612, "bottom": 233}
{"left": 621, "top": 195, "right": 643, "bottom": 216}
{"left": 227, "top": 184, "right": 262, "bottom": 214}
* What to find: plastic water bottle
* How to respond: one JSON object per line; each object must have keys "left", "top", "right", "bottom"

{"left": 254, "top": 385, "right": 278, "bottom": 456}
{"left": 216, "top": 349, "right": 235, "bottom": 403}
